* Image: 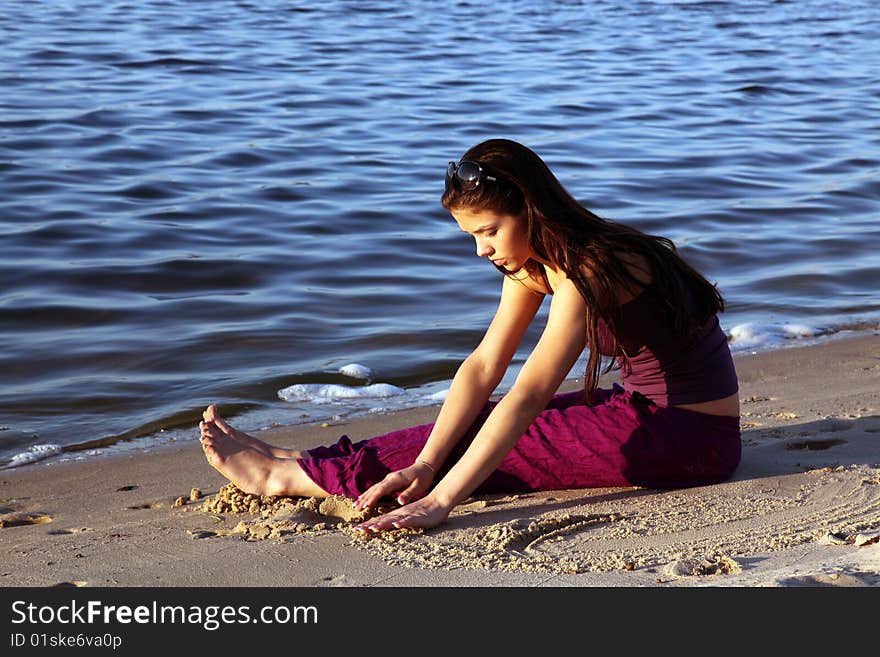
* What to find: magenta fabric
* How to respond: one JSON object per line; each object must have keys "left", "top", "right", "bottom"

{"left": 297, "top": 384, "right": 741, "bottom": 499}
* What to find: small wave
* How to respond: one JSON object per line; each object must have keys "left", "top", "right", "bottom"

{"left": 727, "top": 321, "right": 829, "bottom": 351}
{"left": 114, "top": 181, "right": 184, "bottom": 201}
{"left": 116, "top": 57, "right": 215, "bottom": 69}
{"left": 7, "top": 444, "right": 62, "bottom": 468}
{"left": 29, "top": 48, "right": 71, "bottom": 61}
{"left": 277, "top": 382, "right": 405, "bottom": 402}
{"left": 338, "top": 363, "right": 373, "bottom": 380}
{"left": 732, "top": 84, "right": 774, "bottom": 95}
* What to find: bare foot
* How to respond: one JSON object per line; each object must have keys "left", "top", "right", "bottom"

{"left": 199, "top": 421, "right": 326, "bottom": 498}
{"left": 203, "top": 404, "right": 304, "bottom": 459}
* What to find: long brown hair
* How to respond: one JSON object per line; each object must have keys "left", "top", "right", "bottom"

{"left": 441, "top": 138, "right": 725, "bottom": 401}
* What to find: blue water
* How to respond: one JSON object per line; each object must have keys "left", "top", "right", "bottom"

{"left": 1, "top": 0, "right": 879, "bottom": 468}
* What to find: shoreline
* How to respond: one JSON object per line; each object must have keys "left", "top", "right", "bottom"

{"left": 1, "top": 331, "right": 878, "bottom": 587}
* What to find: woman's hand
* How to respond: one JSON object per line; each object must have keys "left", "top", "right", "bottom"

{"left": 354, "top": 494, "right": 451, "bottom": 533}
{"left": 354, "top": 461, "right": 436, "bottom": 512}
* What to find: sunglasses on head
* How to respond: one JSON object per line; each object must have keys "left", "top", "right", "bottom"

{"left": 446, "top": 160, "right": 497, "bottom": 191}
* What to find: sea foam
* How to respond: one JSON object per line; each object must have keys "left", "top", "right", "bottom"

{"left": 727, "top": 321, "right": 824, "bottom": 351}
{"left": 7, "top": 443, "right": 62, "bottom": 468}
{"left": 278, "top": 382, "right": 405, "bottom": 403}
{"left": 338, "top": 363, "right": 373, "bottom": 380}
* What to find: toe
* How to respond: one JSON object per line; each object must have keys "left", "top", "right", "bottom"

{"left": 214, "top": 414, "right": 233, "bottom": 434}
{"left": 201, "top": 423, "right": 222, "bottom": 443}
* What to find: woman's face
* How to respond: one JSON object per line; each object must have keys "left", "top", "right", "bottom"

{"left": 451, "top": 207, "right": 533, "bottom": 272}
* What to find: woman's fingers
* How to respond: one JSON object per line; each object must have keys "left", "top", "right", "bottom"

{"left": 356, "top": 508, "right": 411, "bottom": 532}
{"left": 354, "top": 484, "right": 381, "bottom": 511}
{"left": 355, "top": 473, "right": 402, "bottom": 510}
{"left": 354, "top": 466, "right": 434, "bottom": 511}
{"left": 354, "top": 497, "right": 448, "bottom": 533}
{"left": 395, "top": 478, "right": 425, "bottom": 506}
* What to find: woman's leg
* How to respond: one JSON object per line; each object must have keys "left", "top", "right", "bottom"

{"left": 201, "top": 386, "right": 741, "bottom": 500}
{"left": 296, "top": 422, "right": 438, "bottom": 498}
{"left": 294, "top": 392, "right": 590, "bottom": 498}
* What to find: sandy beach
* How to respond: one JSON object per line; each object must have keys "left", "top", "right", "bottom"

{"left": 1, "top": 332, "right": 878, "bottom": 588}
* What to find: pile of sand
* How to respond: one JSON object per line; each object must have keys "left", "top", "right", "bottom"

{"left": 197, "top": 482, "right": 401, "bottom": 541}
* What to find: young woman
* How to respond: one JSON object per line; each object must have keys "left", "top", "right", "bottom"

{"left": 199, "top": 138, "right": 740, "bottom": 533}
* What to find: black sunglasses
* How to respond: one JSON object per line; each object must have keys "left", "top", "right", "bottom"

{"left": 446, "top": 160, "right": 497, "bottom": 190}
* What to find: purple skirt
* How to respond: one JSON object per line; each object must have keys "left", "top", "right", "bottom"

{"left": 297, "top": 384, "right": 741, "bottom": 499}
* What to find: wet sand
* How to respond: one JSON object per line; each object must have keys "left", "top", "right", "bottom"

{"left": 1, "top": 332, "right": 878, "bottom": 587}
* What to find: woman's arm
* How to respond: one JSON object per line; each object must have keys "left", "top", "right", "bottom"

{"left": 356, "top": 278, "right": 587, "bottom": 531}
{"left": 353, "top": 274, "right": 544, "bottom": 511}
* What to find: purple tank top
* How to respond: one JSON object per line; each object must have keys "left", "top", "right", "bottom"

{"left": 595, "top": 280, "right": 738, "bottom": 406}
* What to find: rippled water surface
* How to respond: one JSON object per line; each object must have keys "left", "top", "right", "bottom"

{"left": 1, "top": 0, "right": 878, "bottom": 466}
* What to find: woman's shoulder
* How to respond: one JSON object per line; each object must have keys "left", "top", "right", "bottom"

{"left": 577, "top": 251, "right": 652, "bottom": 306}
{"left": 523, "top": 253, "right": 656, "bottom": 305}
